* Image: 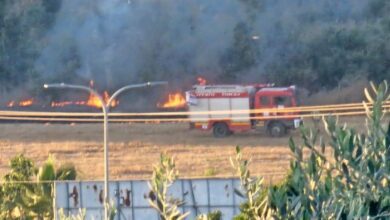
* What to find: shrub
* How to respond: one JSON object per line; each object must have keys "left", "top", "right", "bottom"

{"left": 148, "top": 154, "right": 222, "bottom": 220}
{"left": 230, "top": 147, "right": 272, "bottom": 219}
{"left": 56, "top": 162, "right": 77, "bottom": 180}
{"left": 58, "top": 208, "right": 86, "bottom": 220}
{"left": 148, "top": 154, "right": 189, "bottom": 220}
{"left": 233, "top": 81, "right": 390, "bottom": 219}
{"left": 196, "top": 210, "right": 222, "bottom": 220}
{"left": 0, "top": 155, "right": 77, "bottom": 219}
{"left": 271, "top": 81, "right": 390, "bottom": 219}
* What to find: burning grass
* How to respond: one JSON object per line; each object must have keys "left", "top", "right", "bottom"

{"left": 157, "top": 92, "right": 187, "bottom": 110}
{"left": 5, "top": 80, "right": 119, "bottom": 109}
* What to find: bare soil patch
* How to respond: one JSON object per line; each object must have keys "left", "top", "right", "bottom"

{"left": 0, "top": 116, "right": 366, "bottom": 183}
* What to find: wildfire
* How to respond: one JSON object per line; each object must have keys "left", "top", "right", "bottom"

{"left": 51, "top": 101, "right": 74, "bottom": 107}
{"left": 50, "top": 80, "right": 118, "bottom": 109}
{"left": 157, "top": 92, "right": 186, "bottom": 109}
{"left": 7, "top": 99, "right": 34, "bottom": 107}
{"left": 103, "top": 91, "right": 119, "bottom": 107}
{"left": 5, "top": 81, "right": 118, "bottom": 109}
{"left": 156, "top": 77, "right": 207, "bottom": 110}
{"left": 19, "top": 99, "right": 34, "bottom": 107}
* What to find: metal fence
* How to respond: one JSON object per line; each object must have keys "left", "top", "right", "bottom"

{"left": 55, "top": 178, "right": 245, "bottom": 220}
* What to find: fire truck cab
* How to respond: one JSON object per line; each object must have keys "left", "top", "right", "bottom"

{"left": 186, "top": 84, "right": 301, "bottom": 138}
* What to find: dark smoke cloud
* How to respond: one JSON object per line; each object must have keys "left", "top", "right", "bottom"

{"left": 35, "top": 0, "right": 368, "bottom": 89}
{"left": 36, "top": 0, "right": 245, "bottom": 89}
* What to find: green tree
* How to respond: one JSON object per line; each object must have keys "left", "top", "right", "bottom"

{"left": 0, "top": 0, "right": 62, "bottom": 93}
{"left": 0, "top": 155, "right": 36, "bottom": 219}
{"left": 220, "top": 22, "right": 260, "bottom": 82}
{"left": 0, "top": 155, "right": 77, "bottom": 219}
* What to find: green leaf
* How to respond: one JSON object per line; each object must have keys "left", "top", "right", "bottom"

{"left": 236, "top": 146, "right": 241, "bottom": 154}
{"left": 38, "top": 156, "right": 55, "bottom": 182}
{"left": 365, "top": 88, "right": 374, "bottom": 103}
{"left": 234, "top": 188, "right": 246, "bottom": 198}
{"left": 354, "top": 145, "right": 362, "bottom": 163}
{"left": 370, "top": 81, "right": 378, "bottom": 95}
{"left": 368, "top": 160, "right": 375, "bottom": 175}
{"left": 342, "top": 162, "right": 350, "bottom": 181}
{"left": 56, "top": 163, "right": 77, "bottom": 180}
{"left": 289, "top": 137, "right": 296, "bottom": 152}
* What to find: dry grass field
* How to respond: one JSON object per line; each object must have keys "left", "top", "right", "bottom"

{"left": 0, "top": 116, "right": 367, "bottom": 183}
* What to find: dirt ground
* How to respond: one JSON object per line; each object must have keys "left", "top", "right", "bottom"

{"left": 0, "top": 116, "right": 367, "bottom": 183}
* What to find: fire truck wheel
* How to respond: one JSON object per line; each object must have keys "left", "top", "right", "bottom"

{"left": 268, "top": 122, "right": 286, "bottom": 137}
{"left": 213, "top": 123, "right": 230, "bottom": 138}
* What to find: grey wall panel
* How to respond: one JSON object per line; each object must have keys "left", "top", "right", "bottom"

{"left": 55, "top": 178, "right": 243, "bottom": 220}
{"left": 183, "top": 179, "right": 208, "bottom": 207}
{"left": 131, "top": 180, "right": 150, "bottom": 208}
{"left": 209, "top": 179, "right": 234, "bottom": 206}
{"left": 81, "top": 182, "right": 104, "bottom": 208}
{"left": 55, "top": 183, "right": 68, "bottom": 208}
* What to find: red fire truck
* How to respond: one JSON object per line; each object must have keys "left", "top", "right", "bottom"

{"left": 185, "top": 84, "right": 301, "bottom": 137}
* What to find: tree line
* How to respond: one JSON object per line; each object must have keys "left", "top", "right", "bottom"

{"left": 0, "top": 0, "right": 389, "bottom": 95}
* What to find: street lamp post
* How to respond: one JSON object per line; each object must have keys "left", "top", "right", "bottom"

{"left": 44, "top": 81, "right": 167, "bottom": 220}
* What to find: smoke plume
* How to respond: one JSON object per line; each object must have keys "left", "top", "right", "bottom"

{"left": 35, "top": 0, "right": 368, "bottom": 90}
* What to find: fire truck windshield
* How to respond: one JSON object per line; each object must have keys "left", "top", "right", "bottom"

{"left": 274, "top": 96, "right": 292, "bottom": 106}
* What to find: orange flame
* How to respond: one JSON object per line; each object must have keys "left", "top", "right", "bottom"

{"left": 5, "top": 81, "right": 118, "bottom": 109}
{"left": 158, "top": 92, "right": 186, "bottom": 109}
{"left": 19, "top": 99, "right": 34, "bottom": 107}
{"left": 103, "top": 91, "right": 119, "bottom": 108}
{"left": 86, "top": 93, "right": 103, "bottom": 108}
{"left": 7, "top": 101, "right": 15, "bottom": 107}
{"left": 51, "top": 101, "right": 74, "bottom": 107}
{"left": 6, "top": 99, "right": 34, "bottom": 107}
{"left": 50, "top": 80, "right": 118, "bottom": 108}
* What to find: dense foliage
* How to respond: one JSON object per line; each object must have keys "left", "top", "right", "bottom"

{"left": 0, "top": 0, "right": 390, "bottom": 95}
{"left": 0, "top": 0, "right": 60, "bottom": 92}
{"left": 0, "top": 155, "right": 76, "bottom": 219}
{"left": 231, "top": 81, "right": 390, "bottom": 219}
